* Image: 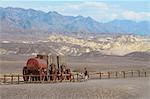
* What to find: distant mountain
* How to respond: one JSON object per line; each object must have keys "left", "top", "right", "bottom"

{"left": 124, "top": 51, "right": 150, "bottom": 61}
{"left": 0, "top": 7, "right": 150, "bottom": 36}
{"left": 124, "top": 51, "right": 150, "bottom": 58}
{"left": 80, "top": 51, "right": 105, "bottom": 57}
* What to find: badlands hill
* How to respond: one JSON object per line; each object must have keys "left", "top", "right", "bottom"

{"left": 46, "top": 34, "right": 150, "bottom": 56}
{"left": 0, "top": 34, "right": 150, "bottom": 56}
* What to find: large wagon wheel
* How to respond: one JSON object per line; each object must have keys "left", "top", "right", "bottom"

{"left": 23, "top": 66, "right": 29, "bottom": 81}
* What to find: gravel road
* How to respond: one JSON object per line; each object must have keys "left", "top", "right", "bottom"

{"left": 1, "top": 77, "right": 150, "bottom": 99}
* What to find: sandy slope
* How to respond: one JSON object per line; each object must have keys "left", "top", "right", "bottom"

{"left": 1, "top": 77, "right": 150, "bottom": 99}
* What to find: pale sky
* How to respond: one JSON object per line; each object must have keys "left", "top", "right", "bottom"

{"left": 0, "top": 0, "right": 149, "bottom": 22}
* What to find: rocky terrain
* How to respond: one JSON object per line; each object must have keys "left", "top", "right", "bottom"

{"left": 47, "top": 34, "right": 150, "bottom": 55}
{"left": 0, "top": 34, "right": 150, "bottom": 56}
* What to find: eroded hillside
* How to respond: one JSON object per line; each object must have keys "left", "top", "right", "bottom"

{"left": 0, "top": 35, "right": 150, "bottom": 56}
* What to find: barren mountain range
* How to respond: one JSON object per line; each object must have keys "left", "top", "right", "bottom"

{"left": 0, "top": 7, "right": 150, "bottom": 37}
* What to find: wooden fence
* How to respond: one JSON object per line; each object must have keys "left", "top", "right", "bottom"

{"left": 1, "top": 69, "right": 150, "bottom": 84}
{"left": 88, "top": 69, "right": 150, "bottom": 79}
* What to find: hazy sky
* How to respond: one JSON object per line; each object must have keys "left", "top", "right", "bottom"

{"left": 0, "top": 0, "right": 149, "bottom": 22}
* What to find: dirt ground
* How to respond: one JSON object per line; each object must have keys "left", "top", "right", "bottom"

{"left": 0, "top": 77, "right": 150, "bottom": 99}
{"left": 0, "top": 55, "right": 150, "bottom": 74}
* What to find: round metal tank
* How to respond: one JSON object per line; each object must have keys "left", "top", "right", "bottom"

{"left": 26, "top": 58, "right": 47, "bottom": 70}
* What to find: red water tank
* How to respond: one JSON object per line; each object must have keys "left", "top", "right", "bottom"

{"left": 26, "top": 58, "right": 47, "bottom": 70}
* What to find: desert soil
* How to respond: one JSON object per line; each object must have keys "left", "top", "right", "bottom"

{"left": 0, "top": 55, "right": 150, "bottom": 74}
{"left": 0, "top": 77, "right": 150, "bottom": 99}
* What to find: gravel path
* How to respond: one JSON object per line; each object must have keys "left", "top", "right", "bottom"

{"left": 1, "top": 77, "right": 150, "bottom": 99}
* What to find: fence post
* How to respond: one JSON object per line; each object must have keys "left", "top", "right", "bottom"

{"left": 11, "top": 75, "right": 13, "bottom": 84}
{"left": 18, "top": 75, "right": 20, "bottom": 84}
{"left": 99, "top": 72, "right": 101, "bottom": 79}
{"left": 137, "top": 70, "right": 140, "bottom": 77}
{"left": 144, "top": 71, "right": 147, "bottom": 77}
{"left": 4, "top": 75, "right": 6, "bottom": 83}
{"left": 131, "top": 70, "right": 133, "bottom": 77}
{"left": 115, "top": 71, "right": 118, "bottom": 78}
{"left": 29, "top": 75, "right": 31, "bottom": 83}
{"left": 108, "top": 72, "right": 110, "bottom": 79}
{"left": 122, "top": 71, "right": 125, "bottom": 78}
